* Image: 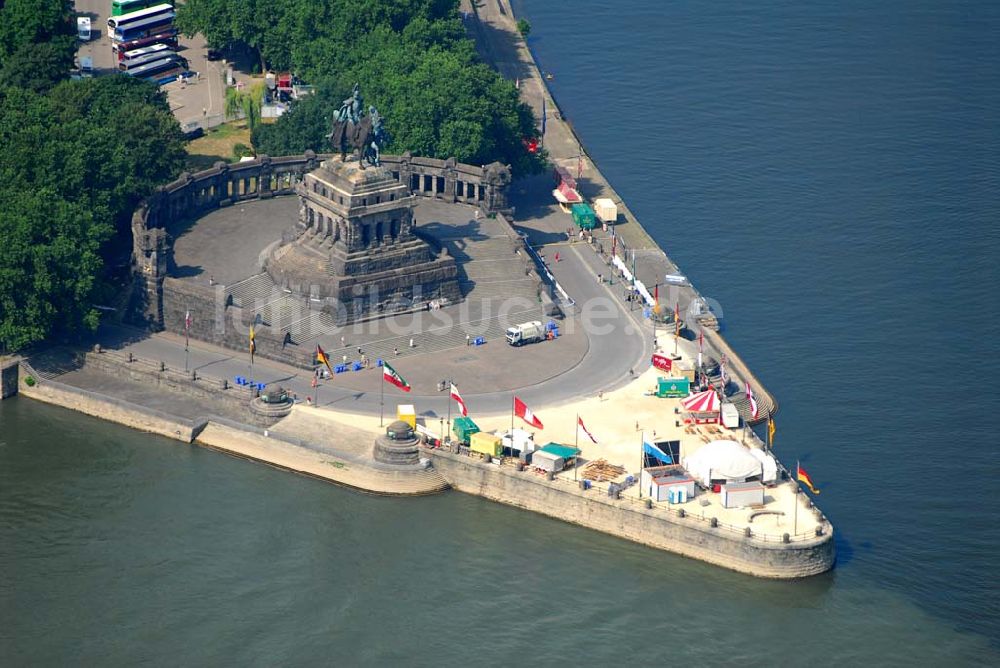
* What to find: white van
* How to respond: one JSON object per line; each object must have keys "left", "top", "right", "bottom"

{"left": 77, "top": 17, "right": 92, "bottom": 41}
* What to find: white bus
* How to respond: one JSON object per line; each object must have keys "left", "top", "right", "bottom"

{"left": 106, "top": 4, "right": 174, "bottom": 39}
{"left": 118, "top": 42, "right": 171, "bottom": 64}
{"left": 124, "top": 54, "right": 186, "bottom": 83}
{"left": 119, "top": 48, "right": 177, "bottom": 71}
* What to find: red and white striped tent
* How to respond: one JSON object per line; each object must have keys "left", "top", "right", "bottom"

{"left": 681, "top": 389, "right": 721, "bottom": 424}
{"left": 682, "top": 389, "right": 721, "bottom": 413}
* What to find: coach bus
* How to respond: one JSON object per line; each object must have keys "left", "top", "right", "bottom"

{"left": 123, "top": 54, "right": 187, "bottom": 84}
{"left": 117, "top": 42, "right": 171, "bottom": 64}
{"left": 106, "top": 4, "right": 174, "bottom": 39}
{"left": 119, "top": 47, "right": 177, "bottom": 71}
{"left": 111, "top": 0, "right": 168, "bottom": 16}
{"left": 112, "top": 30, "right": 178, "bottom": 53}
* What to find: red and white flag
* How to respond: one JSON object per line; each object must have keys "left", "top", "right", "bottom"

{"left": 697, "top": 329, "right": 704, "bottom": 368}
{"left": 577, "top": 416, "right": 597, "bottom": 444}
{"left": 745, "top": 381, "right": 759, "bottom": 420}
{"left": 450, "top": 383, "right": 468, "bottom": 417}
{"left": 513, "top": 396, "right": 543, "bottom": 429}
{"left": 185, "top": 309, "right": 192, "bottom": 331}
{"left": 382, "top": 361, "right": 411, "bottom": 392}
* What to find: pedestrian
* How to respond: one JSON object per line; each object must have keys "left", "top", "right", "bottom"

{"left": 474, "top": 209, "right": 480, "bottom": 220}
{"left": 209, "top": 274, "right": 215, "bottom": 286}
{"left": 598, "top": 390, "right": 604, "bottom": 401}
{"left": 635, "top": 420, "right": 640, "bottom": 432}
{"left": 409, "top": 337, "right": 414, "bottom": 348}
{"left": 466, "top": 334, "right": 471, "bottom": 346}
{"left": 341, "top": 335, "right": 346, "bottom": 347}
{"left": 357, "top": 346, "right": 362, "bottom": 355}
{"left": 202, "top": 107, "right": 207, "bottom": 117}
{"left": 394, "top": 347, "right": 399, "bottom": 356}
{"left": 342, "top": 354, "right": 347, "bottom": 364}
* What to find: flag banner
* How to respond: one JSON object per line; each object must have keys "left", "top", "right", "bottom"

{"left": 745, "top": 382, "right": 759, "bottom": 420}
{"left": 577, "top": 416, "right": 598, "bottom": 444}
{"left": 651, "top": 353, "right": 672, "bottom": 372}
{"left": 249, "top": 325, "right": 256, "bottom": 363}
{"left": 514, "top": 396, "right": 543, "bottom": 429}
{"left": 316, "top": 344, "right": 334, "bottom": 376}
{"left": 674, "top": 302, "right": 681, "bottom": 336}
{"left": 768, "top": 418, "right": 776, "bottom": 447}
{"left": 797, "top": 463, "right": 820, "bottom": 494}
{"left": 643, "top": 440, "right": 672, "bottom": 464}
{"left": 382, "top": 361, "right": 411, "bottom": 392}
{"left": 185, "top": 310, "right": 192, "bottom": 331}
{"left": 450, "top": 383, "right": 468, "bottom": 417}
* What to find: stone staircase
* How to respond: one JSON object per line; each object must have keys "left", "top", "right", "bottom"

{"left": 226, "top": 273, "right": 277, "bottom": 308}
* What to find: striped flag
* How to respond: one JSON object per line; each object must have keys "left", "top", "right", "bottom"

{"left": 514, "top": 396, "right": 543, "bottom": 429}
{"left": 450, "top": 383, "right": 468, "bottom": 417}
{"left": 249, "top": 324, "right": 256, "bottom": 363}
{"left": 697, "top": 329, "right": 703, "bottom": 368}
{"left": 797, "top": 462, "right": 820, "bottom": 494}
{"left": 316, "top": 344, "right": 333, "bottom": 377}
{"left": 745, "top": 381, "right": 759, "bottom": 420}
{"left": 577, "top": 416, "right": 597, "bottom": 444}
{"left": 382, "top": 361, "right": 411, "bottom": 392}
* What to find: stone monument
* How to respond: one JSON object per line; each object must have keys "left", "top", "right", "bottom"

{"left": 265, "top": 86, "right": 460, "bottom": 320}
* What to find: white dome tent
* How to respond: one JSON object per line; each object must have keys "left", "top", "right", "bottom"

{"left": 682, "top": 440, "right": 765, "bottom": 487}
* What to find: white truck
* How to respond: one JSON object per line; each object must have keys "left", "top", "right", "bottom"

{"left": 506, "top": 320, "right": 545, "bottom": 346}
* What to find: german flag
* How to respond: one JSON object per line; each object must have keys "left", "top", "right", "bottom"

{"left": 797, "top": 462, "right": 820, "bottom": 495}
{"left": 316, "top": 344, "right": 333, "bottom": 376}
{"left": 249, "top": 325, "right": 256, "bottom": 364}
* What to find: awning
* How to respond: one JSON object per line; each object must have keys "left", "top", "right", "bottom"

{"left": 682, "top": 389, "right": 720, "bottom": 413}
{"left": 552, "top": 182, "right": 582, "bottom": 204}
{"left": 539, "top": 443, "right": 580, "bottom": 459}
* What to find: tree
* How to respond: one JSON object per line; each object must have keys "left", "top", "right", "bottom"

{"left": 175, "top": 0, "right": 545, "bottom": 174}
{"left": 0, "top": 0, "right": 74, "bottom": 62}
{"left": 0, "top": 37, "right": 75, "bottom": 93}
{"left": 0, "top": 78, "right": 185, "bottom": 351}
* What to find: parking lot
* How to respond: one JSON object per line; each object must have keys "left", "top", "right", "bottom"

{"left": 74, "top": 0, "right": 227, "bottom": 130}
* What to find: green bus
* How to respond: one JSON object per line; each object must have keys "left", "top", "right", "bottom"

{"left": 111, "top": 0, "right": 168, "bottom": 17}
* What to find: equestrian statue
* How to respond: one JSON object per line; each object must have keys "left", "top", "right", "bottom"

{"left": 326, "top": 84, "right": 389, "bottom": 168}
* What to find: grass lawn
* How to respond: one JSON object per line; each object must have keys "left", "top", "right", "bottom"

{"left": 185, "top": 121, "right": 252, "bottom": 171}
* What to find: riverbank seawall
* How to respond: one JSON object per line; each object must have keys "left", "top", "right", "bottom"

{"left": 428, "top": 447, "right": 834, "bottom": 579}
{"left": 14, "top": 362, "right": 448, "bottom": 497}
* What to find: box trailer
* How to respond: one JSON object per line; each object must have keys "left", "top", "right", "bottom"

{"left": 452, "top": 416, "right": 480, "bottom": 444}
{"left": 593, "top": 198, "right": 617, "bottom": 224}
{"left": 721, "top": 481, "right": 765, "bottom": 508}
{"left": 571, "top": 203, "right": 596, "bottom": 230}
{"left": 470, "top": 432, "right": 502, "bottom": 457}
{"left": 397, "top": 404, "right": 416, "bottom": 429}
{"left": 720, "top": 403, "right": 740, "bottom": 429}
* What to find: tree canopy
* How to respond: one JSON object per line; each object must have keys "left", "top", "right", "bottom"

{"left": 0, "top": 16, "right": 185, "bottom": 351}
{"left": 176, "top": 0, "right": 543, "bottom": 174}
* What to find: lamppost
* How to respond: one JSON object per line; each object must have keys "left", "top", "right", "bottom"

{"left": 438, "top": 378, "right": 453, "bottom": 443}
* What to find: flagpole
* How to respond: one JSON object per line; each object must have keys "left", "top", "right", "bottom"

{"left": 447, "top": 383, "right": 452, "bottom": 443}
{"left": 511, "top": 395, "right": 515, "bottom": 435}
{"left": 794, "top": 460, "right": 800, "bottom": 535}
{"left": 638, "top": 431, "right": 643, "bottom": 499}
{"left": 184, "top": 304, "right": 190, "bottom": 372}
{"left": 380, "top": 367, "right": 384, "bottom": 427}
{"left": 574, "top": 413, "right": 579, "bottom": 482}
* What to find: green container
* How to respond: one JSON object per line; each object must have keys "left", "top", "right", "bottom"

{"left": 452, "top": 416, "right": 480, "bottom": 443}
{"left": 656, "top": 377, "right": 690, "bottom": 398}
{"left": 571, "top": 203, "right": 596, "bottom": 230}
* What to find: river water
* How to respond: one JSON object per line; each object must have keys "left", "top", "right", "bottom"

{"left": 2, "top": 0, "right": 999, "bottom": 663}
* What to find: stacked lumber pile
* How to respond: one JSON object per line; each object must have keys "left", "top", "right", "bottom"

{"left": 582, "top": 459, "right": 625, "bottom": 482}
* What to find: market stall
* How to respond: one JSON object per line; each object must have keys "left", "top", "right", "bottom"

{"left": 681, "top": 389, "right": 721, "bottom": 424}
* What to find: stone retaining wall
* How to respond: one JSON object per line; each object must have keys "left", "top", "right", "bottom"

{"left": 428, "top": 448, "right": 835, "bottom": 579}
{"left": 18, "top": 367, "right": 203, "bottom": 443}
